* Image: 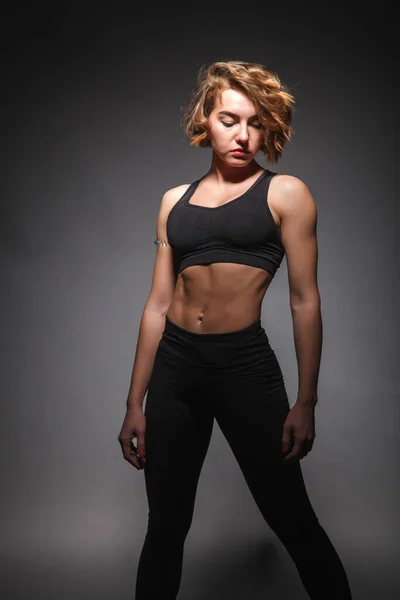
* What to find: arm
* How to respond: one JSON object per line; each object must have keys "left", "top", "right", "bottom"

{"left": 279, "top": 176, "right": 321, "bottom": 409}
{"left": 125, "top": 187, "right": 183, "bottom": 413}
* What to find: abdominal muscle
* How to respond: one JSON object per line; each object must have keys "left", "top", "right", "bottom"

{"left": 166, "top": 262, "right": 273, "bottom": 334}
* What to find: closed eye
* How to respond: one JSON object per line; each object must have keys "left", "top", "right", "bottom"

{"left": 222, "top": 122, "right": 263, "bottom": 129}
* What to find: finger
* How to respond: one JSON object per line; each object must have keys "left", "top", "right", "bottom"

{"left": 284, "top": 441, "right": 303, "bottom": 462}
{"left": 281, "top": 427, "right": 292, "bottom": 453}
{"left": 129, "top": 439, "right": 145, "bottom": 469}
{"left": 127, "top": 448, "right": 143, "bottom": 470}
{"left": 136, "top": 433, "right": 146, "bottom": 464}
{"left": 119, "top": 436, "right": 143, "bottom": 469}
{"left": 305, "top": 438, "right": 314, "bottom": 453}
{"left": 129, "top": 448, "right": 144, "bottom": 470}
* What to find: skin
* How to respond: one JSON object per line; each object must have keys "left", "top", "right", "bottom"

{"left": 119, "top": 86, "right": 320, "bottom": 470}
{"left": 166, "top": 87, "right": 275, "bottom": 334}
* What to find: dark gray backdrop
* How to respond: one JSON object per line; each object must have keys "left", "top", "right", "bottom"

{"left": 2, "top": 5, "right": 399, "bottom": 599}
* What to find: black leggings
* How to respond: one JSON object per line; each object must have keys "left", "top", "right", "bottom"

{"left": 135, "top": 316, "right": 352, "bottom": 599}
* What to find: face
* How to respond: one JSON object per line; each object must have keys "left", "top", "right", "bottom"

{"left": 207, "top": 87, "right": 264, "bottom": 166}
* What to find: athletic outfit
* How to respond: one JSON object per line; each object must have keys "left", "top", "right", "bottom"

{"left": 167, "top": 169, "right": 284, "bottom": 277}
{"left": 135, "top": 170, "right": 352, "bottom": 599}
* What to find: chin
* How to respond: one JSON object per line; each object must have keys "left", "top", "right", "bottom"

{"left": 225, "top": 155, "right": 253, "bottom": 164}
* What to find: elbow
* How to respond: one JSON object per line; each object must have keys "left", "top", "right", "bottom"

{"left": 145, "top": 299, "right": 172, "bottom": 317}
{"left": 290, "top": 290, "right": 321, "bottom": 311}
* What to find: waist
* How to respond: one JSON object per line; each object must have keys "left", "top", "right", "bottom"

{"left": 166, "top": 301, "right": 263, "bottom": 335}
{"left": 160, "top": 314, "right": 272, "bottom": 368}
{"left": 165, "top": 314, "right": 262, "bottom": 341}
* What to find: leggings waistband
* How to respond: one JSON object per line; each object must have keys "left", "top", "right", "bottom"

{"left": 164, "top": 315, "right": 264, "bottom": 344}
{"left": 161, "top": 315, "right": 273, "bottom": 370}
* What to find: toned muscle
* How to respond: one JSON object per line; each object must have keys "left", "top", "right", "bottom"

{"left": 165, "top": 174, "right": 287, "bottom": 334}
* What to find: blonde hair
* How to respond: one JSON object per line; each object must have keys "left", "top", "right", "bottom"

{"left": 181, "top": 60, "right": 295, "bottom": 165}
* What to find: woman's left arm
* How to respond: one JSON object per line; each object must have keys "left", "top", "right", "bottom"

{"left": 279, "top": 176, "right": 321, "bottom": 410}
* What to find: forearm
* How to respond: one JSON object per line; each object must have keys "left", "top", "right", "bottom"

{"left": 126, "top": 306, "right": 166, "bottom": 412}
{"left": 290, "top": 297, "right": 322, "bottom": 408}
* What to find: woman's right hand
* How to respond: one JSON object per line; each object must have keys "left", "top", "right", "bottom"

{"left": 118, "top": 407, "right": 146, "bottom": 470}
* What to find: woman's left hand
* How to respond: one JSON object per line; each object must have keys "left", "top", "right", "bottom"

{"left": 281, "top": 401, "right": 316, "bottom": 463}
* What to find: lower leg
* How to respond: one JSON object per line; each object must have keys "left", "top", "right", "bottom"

{"left": 214, "top": 381, "right": 353, "bottom": 599}
{"left": 135, "top": 516, "right": 187, "bottom": 600}
{"left": 244, "top": 461, "right": 352, "bottom": 599}
{"left": 268, "top": 483, "right": 353, "bottom": 600}
{"left": 242, "top": 451, "right": 352, "bottom": 599}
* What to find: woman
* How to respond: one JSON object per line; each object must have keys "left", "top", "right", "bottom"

{"left": 118, "top": 61, "right": 353, "bottom": 599}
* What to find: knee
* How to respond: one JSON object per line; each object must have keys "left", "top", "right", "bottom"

{"left": 269, "top": 508, "right": 323, "bottom": 545}
{"left": 144, "top": 511, "right": 193, "bottom": 556}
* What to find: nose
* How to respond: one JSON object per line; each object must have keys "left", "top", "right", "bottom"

{"left": 236, "top": 123, "right": 249, "bottom": 143}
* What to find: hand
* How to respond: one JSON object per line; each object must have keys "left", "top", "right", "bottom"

{"left": 118, "top": 407, "right": 147, "bottom": 470}
{"left": 281, "top": 402, "right": 316, "bottom": 463}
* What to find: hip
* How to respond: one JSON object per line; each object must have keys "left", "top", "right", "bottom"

{"left": 154, "top": 315, "right": 286, "bottom": 392}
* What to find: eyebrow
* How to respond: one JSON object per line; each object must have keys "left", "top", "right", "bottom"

{"left": 217, "top": 110, "right": 260, "bottom": 120}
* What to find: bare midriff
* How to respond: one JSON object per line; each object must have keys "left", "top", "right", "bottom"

{"left": 166, "top": 262, "right": 273, "bottom": 334}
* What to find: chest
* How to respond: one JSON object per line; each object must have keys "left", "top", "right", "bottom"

{"left": 168, "top": 194, "right": 281, "bottom": 252}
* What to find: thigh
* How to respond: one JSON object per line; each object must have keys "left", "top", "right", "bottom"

{"left": 214, "top": 361, "right": 318, "bottom": 532}
{"left": 144, "top": 346, "right": 214, "bottom": 520}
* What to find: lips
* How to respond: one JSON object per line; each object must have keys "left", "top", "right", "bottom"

{"left": 231, "top": 149, "right": 249, "bottom": 154}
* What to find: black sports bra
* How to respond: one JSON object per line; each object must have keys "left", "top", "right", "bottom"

{"left": 166, "top": 169, "right": 285, "bottom": 277}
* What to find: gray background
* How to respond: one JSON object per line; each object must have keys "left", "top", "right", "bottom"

{"left": 2, "top": 5, "right": 399, "bottom": 599}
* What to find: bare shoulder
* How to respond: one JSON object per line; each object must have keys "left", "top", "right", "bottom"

{"left": 269, "top": 174, "right": 316, "bottom": 220}
{"left": 157, "top": 184, "right": 192, "bottom": 238}
{"left": 162, "top": 184, "right": 192, "bottom": 209}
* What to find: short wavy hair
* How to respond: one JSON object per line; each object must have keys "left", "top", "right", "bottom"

{"left": 181, "top": 60, "right": 295, "bottom": 165}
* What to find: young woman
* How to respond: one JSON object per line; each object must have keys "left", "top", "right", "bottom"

{"left": 118, "top": 60, "right": 353, "bottom": 599}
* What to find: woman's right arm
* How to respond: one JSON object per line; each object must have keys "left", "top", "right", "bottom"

{"left": 118, "top": 185, "right": 187, "bottom": 470}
